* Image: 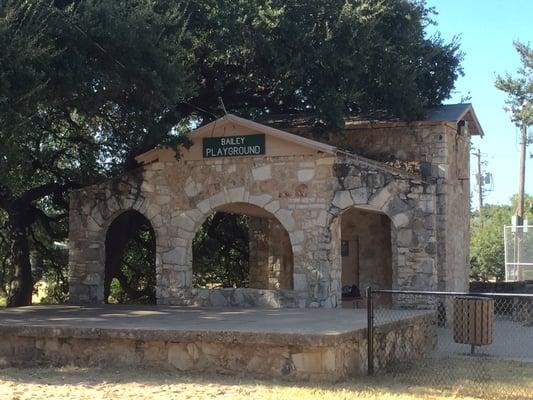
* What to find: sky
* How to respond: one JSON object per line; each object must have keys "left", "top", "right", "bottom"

{"left": 426, "top": 0, "right": 532, "bottom": 207}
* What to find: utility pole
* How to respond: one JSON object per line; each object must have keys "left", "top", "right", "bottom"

{"left": 472, "top": 149, "right": 492, "bottom": 225}
{"left": 473, "top": 149, "right": 484, "bottom": 224}
{"left": 517, "top": 124, "right": 527, "bottom": 222}
{"left": 516, "top": 124, "right": 528, "bottom": 281}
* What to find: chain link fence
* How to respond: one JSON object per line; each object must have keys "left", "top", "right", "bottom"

{"left": 367, "top": 289, "right": 533, "bottom": 399}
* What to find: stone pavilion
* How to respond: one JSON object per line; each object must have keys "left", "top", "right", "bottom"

{"left": 68, "top": 103, "right": 484, "bottom": 308}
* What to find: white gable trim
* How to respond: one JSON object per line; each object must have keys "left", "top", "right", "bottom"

{"left": 457, "top": 105, "right": 484, "bottom": 137}
{"left": 136, "top": 114, "right": 337, "bottom": 165}
{"left": 191, "top": 114, "right": 337, "bottom": 154}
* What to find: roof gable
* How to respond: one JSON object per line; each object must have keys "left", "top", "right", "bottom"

{"left": 191, "top": 114, "right": 336, "bottom": 153}
{"left": 425, "top": 103, "right": 484, "bottom": 136}
{"left": 136, "top": 114, "right": 336, "bottom": 164}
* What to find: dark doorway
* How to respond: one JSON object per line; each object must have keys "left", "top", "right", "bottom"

{"left": 341, "top": 207, "right": 392, "bottom": 307}
{"left": 104, "top": 210, "right": 156, "bottom": 304}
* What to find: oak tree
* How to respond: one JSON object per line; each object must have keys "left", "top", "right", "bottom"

{"left": 0, "top": 0, "right": 463, "bottom": 305}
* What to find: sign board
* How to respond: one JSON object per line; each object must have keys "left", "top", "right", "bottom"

{"left": 341, "top": 240, "right": 349, "bottom": 257}
{"left": 203, "top": 134, "right": 265, "bottom": 158}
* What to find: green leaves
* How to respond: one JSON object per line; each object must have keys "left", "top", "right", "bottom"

{"left": 0, "top": 0, "right": 194, "bottom": 304}
{"left": 184, "top": 0, "right": 463, "bottom": 130}
{"left": 0, "top": 0, "right": 464, "bottom": 303}
{"left": 470, "top": 196, "right": 533, "bottom": 282}
{"left": 192, "top": 213, "right": 250, "bottom": 288}
{"left": 495, "top": 41, "right": 533, "bottom": 127}
{"left": 471, "top": 206, "right": 511, "bottom": 282}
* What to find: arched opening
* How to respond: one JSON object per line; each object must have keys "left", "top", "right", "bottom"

{"left": 192, "top": 203, "right": 294, "bottom": 290}
{"left": 104, "top": 210, "right": 156, "bottom": 304}
{"left": 340, "top": 207, "right": 393, "bottom": 308}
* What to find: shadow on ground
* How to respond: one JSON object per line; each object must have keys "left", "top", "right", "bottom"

{"left": 1, "top": 358, "right": 532, "bottom": 400}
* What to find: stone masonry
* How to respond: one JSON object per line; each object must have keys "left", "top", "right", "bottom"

{"left": 68, "top": 107, "right": 485, "bottom": 307}
{"left": 248, "top": 217, "right": 293, "bottom": 290}
{"left": 0, "top": 306, "right": 436, "bottom": 382}
{"left": 280, "top": 117, "right": 473, "bottom": 293}
{"left": 69, "top": 124, "right": 437, "bottom": 307}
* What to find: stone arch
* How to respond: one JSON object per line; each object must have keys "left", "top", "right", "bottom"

{"left": 327, "top": 176, "right": 437, "bottom": 297}
{"left": 337, "top": 206, "right": 395, "bottom": 307}
{"left": 170, "top": 190, "right": 296, "bottom": 264}
{"left": 159, "top": 188, "right": 303, "bottom": 307}
{"left": 184, "top": 189, "right": 298, "bottom": 278}
{"left": 68, "top": 182, "right": 171, "bottom": 304}
{"left": 192, "top": 202, "right": 294, "bottom": 290}
{"left": 104, "top": 209, "right": 157, "bottom": 304}
{"left": 330, "top": 180, "right": 413, "bottom": 225}
{"left": 189, "top": 190, "right": 297, "bottom": 240}
{"left": 95, "top": 201, "right": 165, "bottom": 302}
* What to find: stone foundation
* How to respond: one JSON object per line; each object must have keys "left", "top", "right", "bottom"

{"left": 371, "top": 312, "right": 437, "bottom": 371}
{"left": 0, "top": 335, "right": 361, "bottom": 381}
{"left": 0, "top": 307, "right": 435, "bottom": 382}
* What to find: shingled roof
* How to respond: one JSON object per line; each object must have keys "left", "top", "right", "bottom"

{"left": 425, "top": 103, "right": 484, "bottom": 136}
{"left": 260, "top": 103, "right": 485, "bottom": 136}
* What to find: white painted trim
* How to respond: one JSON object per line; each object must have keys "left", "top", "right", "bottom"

{"left": 136, "top": 114, "right": 337, "bottom": 164}
{"left": 190, "top": 114, "right": 337, "bottom": 154}
{"left": 458, "top": 105, "right": 484, "bottom": 137}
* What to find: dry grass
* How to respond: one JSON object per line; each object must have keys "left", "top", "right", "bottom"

{"left": 0, "top": 359, "right": 532, "bottom": 400}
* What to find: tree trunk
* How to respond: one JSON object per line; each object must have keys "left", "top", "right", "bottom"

{"left": 6, "top": 211, "right": 33, "bottom": 307}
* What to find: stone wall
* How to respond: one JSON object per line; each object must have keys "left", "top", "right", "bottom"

{"left": 371, "top": 312, "right": 437, "bottom": 371}
{"left": 0, "top": 312, "right": 435, "bottom": 382}
{"left": 443, "top": 124, "right": 471, "bottom": 291}
{"left": 0, "top": 334, "right": 358, "bottom": 382}
{"left": 470, "top": 281, "right": 533, "bottom": 293}
{"left": 470, "top": 282, "right": 533, "bottom": 324}
{"left": 284, "top": 121, "right": 470, "bottom": 292}
{"left": 69, "top": 149, "right": 438, "bottom": 307}
{"left": 330, "top": 155, "right": 438, "bottom": 292}
{"left": 69, "top": 154, "right": 339, "bottom": 307}
{"left": 341, "top": 122, "right": 471, "bottom": 292}
{"left": 248, "top": 217, "right": 293, "bottom": 290}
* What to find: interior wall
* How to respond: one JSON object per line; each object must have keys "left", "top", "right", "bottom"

{"left": 248, "top": 217, "right": 294, "bottom": 290}
{"left": 341, "top": 208, "right": 392, "bottom": 293}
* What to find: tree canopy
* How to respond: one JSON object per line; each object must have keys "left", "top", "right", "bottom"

{"left": 495, "top": 41, "right": 533, "bottom": 128}
{"left": 181, "top": 0, "right": 463, "bottom": 130}
{"left": 0, "top": 0, "right": 193, "bottom": 305}
{"left": 0, "top": 0, "right": 464, "bottom": 306}
{"left": 470, "top": 195, "right": 533, "bottom": 282}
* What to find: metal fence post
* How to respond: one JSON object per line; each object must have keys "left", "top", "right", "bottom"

{"left": 366, "top": 286, "right": 374, "bottom": 376}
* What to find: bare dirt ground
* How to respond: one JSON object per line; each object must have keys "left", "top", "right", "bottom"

{"left": 0, "top": 359, "right": 532, "bottom": 400}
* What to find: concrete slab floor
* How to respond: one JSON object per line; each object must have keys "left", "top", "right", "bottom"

{"left": 0, "top": 305, "right": 430, "bottom": 345}
{"left": 0, "top": 305, "right": 368, "bottom": 334}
